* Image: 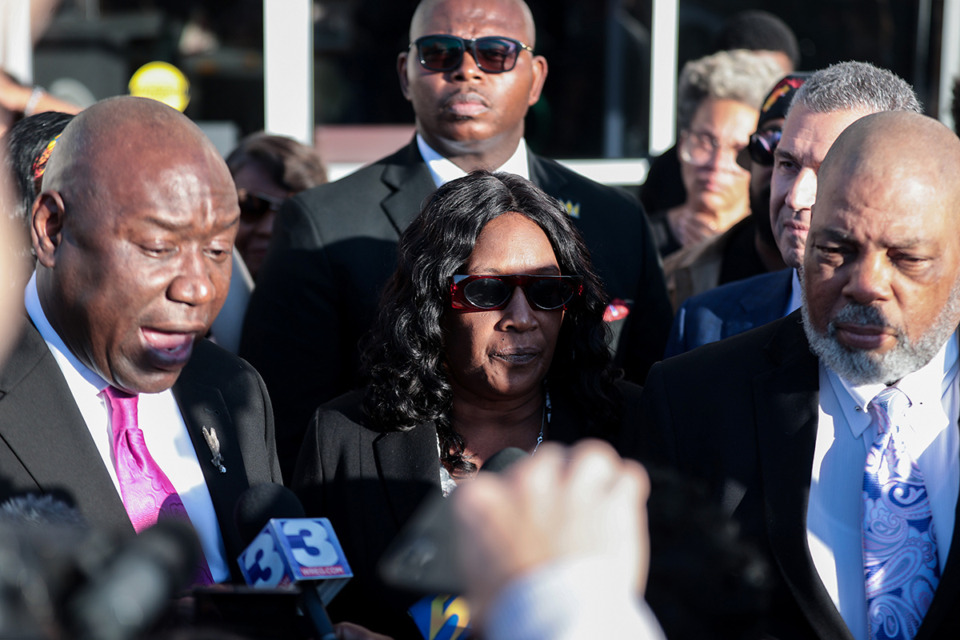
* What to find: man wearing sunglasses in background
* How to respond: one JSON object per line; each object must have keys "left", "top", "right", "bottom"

{"left": 241, "top": 0, "right": 672, "bottom": 479}
{"left": 664, "top": 61, "right": 920, "bottom": 357}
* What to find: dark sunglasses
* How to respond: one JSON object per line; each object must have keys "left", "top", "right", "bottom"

{"left": 746, "top": 128, "right": 782, "bottom": 166}
{"left": 450, "top": 274, "right": 583, "bottom": 312}
{"left": 412, "top": 34, "right": 533, "bottom": 73}
{"left": 238, "top": 192, "right": 284, "bottom": 221}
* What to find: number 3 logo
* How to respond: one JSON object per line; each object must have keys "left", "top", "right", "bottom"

{"left": 243, "top": 531, "right": 285, "bottom": 587}
{"left": 283, "top": 520, "right": 339, "bottom": 567}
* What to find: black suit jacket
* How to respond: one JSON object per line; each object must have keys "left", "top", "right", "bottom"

{"left": 291, "top": 382, "right": 644, "bottom": 639}
{"left": 241, "top": 140, "right": 671, "bottom": 478}
{"left": 0, "top": 320, "right": 282, "bottom": 582}
{"left": 637, "top": 311, "right": 960, "bottom": 639}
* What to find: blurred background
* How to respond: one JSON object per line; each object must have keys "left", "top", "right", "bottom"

{"left": 5, "top": 0, "right": 958, "bottom": 188}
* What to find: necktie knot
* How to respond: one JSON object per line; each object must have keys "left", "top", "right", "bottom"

{"left": 867, "top": 386, "right": 910, "bottom": 436}
{"left": 102, "top": 386, "right": 139, "bottom": 433}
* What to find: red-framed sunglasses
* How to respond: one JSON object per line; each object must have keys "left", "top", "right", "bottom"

{"left": 449, "top": 274, "right": 583, "bottom": 312}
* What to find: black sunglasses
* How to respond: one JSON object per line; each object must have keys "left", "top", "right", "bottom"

{"left": 238, "top": 192, "right": 284, "bottom": 221}
{"left": 747, "top": 128, "right": 782, "bottom": 166}
{"left": 450, "top": 274, "right": 582, "bottom": 312}
{"left": 412, "top": 34, "right": 533, "bottom": 73}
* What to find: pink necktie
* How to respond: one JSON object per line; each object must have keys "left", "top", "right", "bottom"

{"left": 102, "top": 386, "right": 214, "bottom": 584}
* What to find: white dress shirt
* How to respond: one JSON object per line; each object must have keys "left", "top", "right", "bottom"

{"left": 416, "top": 133, "right": 530, "bottom": 188}
{"left": 806, "top": 332, "right": 960, "bottom": 639}
{"left": 25, "top": 273, "right": 231, "bottom": 582}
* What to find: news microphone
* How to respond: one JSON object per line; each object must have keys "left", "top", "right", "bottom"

{"left": 65, "top": 519, "right": 201, "bottom": 640}
{"left": 379, "top": 447, "right": 529, "bottom": 595}
{"left": 0, "top": 493, "right": 94, "bottom": 638}
{"left": 234, "top": 484, "right": 353, "bottom": 640}
{"left": 479, "top": 446, "right": 528, "bottom": 473}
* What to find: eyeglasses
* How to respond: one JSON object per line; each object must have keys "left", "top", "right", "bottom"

{"left": 746, "top": 128, "right": 782, "bottom": 166}
{"left": 238, "top": 192, "right": 284, "bottom": 222}
{"left": 412, "top": 34, "right": 533, "bottom": 74}
{"left": 679, "top": 130, "right": 747, "bottom": 169}
{"left": 449, "top": 274, "right": 583, "bottom": 312}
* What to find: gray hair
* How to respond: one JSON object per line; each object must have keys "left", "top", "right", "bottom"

{"left": 676, "top": 49, "right": 784, "bottom": 131}
{"left": 790, "top": 60, "right": 922, "bottom": 116}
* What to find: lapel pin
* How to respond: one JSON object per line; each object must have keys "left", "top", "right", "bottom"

{"left": 202, "top": 426, "right": 227, "bottom": 473}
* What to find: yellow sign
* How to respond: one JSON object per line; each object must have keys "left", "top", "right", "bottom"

{"left": 128, "top": 61, "right": 190, "bottom": 112}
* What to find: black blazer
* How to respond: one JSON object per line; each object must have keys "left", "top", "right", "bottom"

{"left": 240, "top": 140, "right": 672, "bottom": 479}
{"left": 638, "top": 311, "right": 960, "bottom": 639}
{"left": 0, "top": 319, "right": 283, "bottom": 582}
{"left": 291, "top": 382, "right": 644, "bottom": 639}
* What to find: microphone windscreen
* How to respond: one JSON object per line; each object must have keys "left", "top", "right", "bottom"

{"left": 67, "top": 519, "right": 201, "bottom": 640}
{"left": 234, "top": 483, "right": 306, "bottom": 545}
{"left": 480, "top": 447, "right": 528, "bottom": 474}
{"left": 0, "top": 493, "right": 88, "bottom": 530}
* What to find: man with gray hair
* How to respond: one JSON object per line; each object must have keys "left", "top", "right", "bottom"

{"left": 640, "top": 110, "right": 960, "bottom": 639}
{"left": 666, "top": 60, "right": 921, "bottom": 355}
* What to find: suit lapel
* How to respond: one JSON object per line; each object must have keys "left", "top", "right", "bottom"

{"left": 753, "top": 313, "right": 853, "bottom": 638}
{"left": 915, "top": 394, "right": 960, "bottom": 638}
{"left": 0, "top": 320, "right": 132, "bottom": 533}
{"left": 379, "top": 140, "right": 438, "bottom": 237}
{"left": 372, "top": 424, "right": 442, "bottom": 529}
{"left": 172, "top": 377, "right": 250, "bottom": 577}
{"left": 527, "top": 152, "right": 568, "bottom": 195}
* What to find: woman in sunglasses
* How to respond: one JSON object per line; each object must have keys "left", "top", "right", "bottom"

{"left": 648, "top": 49, "right": 782, "bottom": 258}
{"left": 225, "top": 132, "right": 327, "bottom": 279}
{"left": 292, "top": 170, "right": 641, "bottom": 639}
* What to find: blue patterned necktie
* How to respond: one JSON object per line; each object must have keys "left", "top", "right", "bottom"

{"left": 862, "top": 386, "right": 939, "bottom": 640}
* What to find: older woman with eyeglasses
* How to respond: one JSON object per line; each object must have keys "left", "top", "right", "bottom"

{"left": 292, "top": 171, "right": 643, "bottom": 639}
{"left": 647, "top": 49, "right": 783, "bottom": 257}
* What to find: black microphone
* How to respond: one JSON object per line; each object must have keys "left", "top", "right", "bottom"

{"left": 65, "top": 519, "right": 201, "bottom": 640}
{"left": 0, "top": 493, "right": 95, "bottom": 638}
{"left": 234, "top": 483, "right": 348, "bottom": 640}
{"left": 479, "top": 447, "right": 528, "bottom": 473}
{"left": 379, "top": 447, "right": 529, "bottom": 595}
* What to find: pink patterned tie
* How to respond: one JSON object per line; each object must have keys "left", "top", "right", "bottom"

{"left": 102, "top": 386, "right": 214, "bottom": 585}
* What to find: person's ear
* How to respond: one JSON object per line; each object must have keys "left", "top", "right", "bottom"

{"left": 398, "top": 51, "right": 413, "bottom": 101}
{"left": 32, "top": 191, "right": 66, "bottom": 268}
{"left": 526, "top": 55, "right": 548, "bottom": 106}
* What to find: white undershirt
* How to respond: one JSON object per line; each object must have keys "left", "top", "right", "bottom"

{"left": 25, "top": 273, "right": 230, "bottom": 582}
{"left": 806, "top": 332, "right": 960, "bottom": 639}
{"left": 416, "top": 133, "right": 530, "bottom": 187}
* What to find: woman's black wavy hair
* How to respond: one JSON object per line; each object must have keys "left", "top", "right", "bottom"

{"left": 361, "top": 170, "right": 620, "bottom": 473}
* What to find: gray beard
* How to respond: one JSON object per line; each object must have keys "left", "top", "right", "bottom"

{"left": 801, "top": 277, "right": 960, "bottom": 385}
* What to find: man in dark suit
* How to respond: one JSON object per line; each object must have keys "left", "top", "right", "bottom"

{"left": 665, "top": 61, "right": 921, "bottom": 358}
{"left": 240, "top": 0, "right": 672, "bottom": 478}
{"left": 0, "top": 96, "right": 281, "bottom": 582}
{"left": 640, "top": 112, "right": 960, "bottom": 639}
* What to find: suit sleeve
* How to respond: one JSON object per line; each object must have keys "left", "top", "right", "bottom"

{"left": 240, "top": 195, "right": 344, "bottom": 481}
{"left": 290, "top": 407, "right": 327, "bottom": 517}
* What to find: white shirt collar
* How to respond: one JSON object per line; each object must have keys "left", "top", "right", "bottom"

{"left": 416, "top": 133, "right": 530, "bottom": 188}
{"left": 826, "top": 331, "right": 960, "bottom": 441}
{"left": 786, "top": 269, "right": 802, "bottom": 316}
{"left": 24, "top": 270, "right": 108, "bottom": 392}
